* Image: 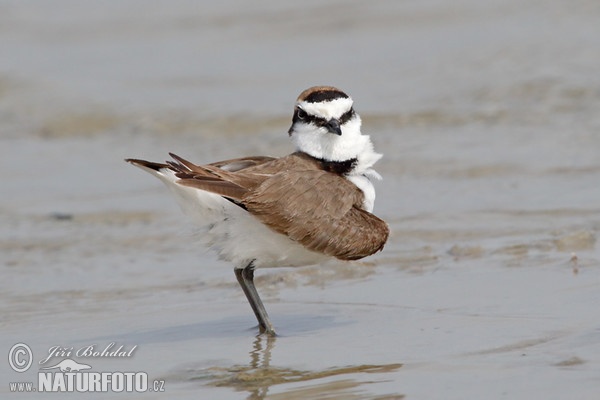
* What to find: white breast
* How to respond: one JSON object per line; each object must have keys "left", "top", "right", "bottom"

{"left": 346, "top": 174, "right": 377, "bottom": 212}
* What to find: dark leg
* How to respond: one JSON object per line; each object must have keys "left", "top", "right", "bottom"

{"left": 235, "top": 262, "right": 276, "bottom": 336}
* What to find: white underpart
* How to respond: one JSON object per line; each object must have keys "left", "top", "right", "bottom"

{"left": 132, "top": 164, "right": 329, "bottom": 269}
{"left": 291, "top": 98, "right": 383, "bottom": 212}
{"left": 347, "top": 175, "right": 377, "bottom": 212}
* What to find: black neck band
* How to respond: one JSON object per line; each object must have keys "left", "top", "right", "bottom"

{"left": 317, "top": 157, "right": 358, "bottom": 175}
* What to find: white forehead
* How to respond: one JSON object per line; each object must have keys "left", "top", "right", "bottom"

{"left": 297, "top": 97, "right": 353, "bottom": 120}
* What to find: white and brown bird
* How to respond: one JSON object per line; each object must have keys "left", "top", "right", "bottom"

{"left": 126, "top": 86, "right": 389, "bottom": 335}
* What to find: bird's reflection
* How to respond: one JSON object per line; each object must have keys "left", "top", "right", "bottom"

{"left": 203, "top": 333, "right": 403, "bottom": 400}
{"left": 245, "top": 334, "right": 276, "bottom": 399}
{"left": 250, "top": 333, "right": 275, "bottom": 368}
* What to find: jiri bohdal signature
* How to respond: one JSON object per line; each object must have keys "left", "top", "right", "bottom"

{"left": 38, "top": 343, "right": 137, "bottom": 366}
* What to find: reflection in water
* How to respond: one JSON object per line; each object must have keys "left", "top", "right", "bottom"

{"left": 198, "top": 335, "right": 403, "bottom": 400}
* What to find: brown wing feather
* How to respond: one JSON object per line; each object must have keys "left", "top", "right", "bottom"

{"left": 176, "top": 179, "right": 249, "bottom": 200}
{"left": 125, "top": 158, "right": 169, "bottom": 171}
{"left": 243, "top": 170, "right": 389, "bottom": 260}
{"left": 209, "top": 156, "right": 277, "bottom": 171}
{"left": 169, "top": 153, "right": 275, "bottom": 174}
{"left": 169, "top": 153, "right": 269, "bottom": 188}
{"left": 167, "top": 153, "right": 276, "bottom": 200}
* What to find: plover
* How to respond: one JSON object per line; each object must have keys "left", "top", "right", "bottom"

{"left": 126, "top": 86, "right": 389, "bottom": 335}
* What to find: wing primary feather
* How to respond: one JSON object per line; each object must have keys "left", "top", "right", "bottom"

{"left": 169, "top": 153, "right": 199, "bottom": 171}
{"left": 177, "top": 178, "right": 248, "bottom": 200}
{"left": 125, "top": 158, "right": 169, "bottom": 171}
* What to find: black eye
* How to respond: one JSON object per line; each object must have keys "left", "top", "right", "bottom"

{"left": 297, "top": 109, "right": 307, "bottom": 120}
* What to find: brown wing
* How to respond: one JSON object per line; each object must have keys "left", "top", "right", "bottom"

{"left": 243, "top": 170, "right": 389, "bottom": 260}
{"left": 160, "top": 152, "right": 389, "bottom": 259}
{"left": 167, "top": 152, "right": 317, "bottom": 199}
{"left": 167, "top": 153, "right": 275, "bottom": 200}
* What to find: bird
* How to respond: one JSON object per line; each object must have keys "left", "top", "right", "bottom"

{"left": 125, "top": 86, "right": 389, "bottom": 335}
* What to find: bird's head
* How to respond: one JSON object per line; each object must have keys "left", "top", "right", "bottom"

{"left": 288, "top": 86, "right": 381, "bottom": 174}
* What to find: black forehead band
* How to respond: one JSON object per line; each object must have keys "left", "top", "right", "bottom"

{"left": 303, "top": 89, "right": 349, "bottom": 103}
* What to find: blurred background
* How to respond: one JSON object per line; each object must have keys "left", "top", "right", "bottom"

{"left": 1, "top": 1, "right": 599, "bottom": 399}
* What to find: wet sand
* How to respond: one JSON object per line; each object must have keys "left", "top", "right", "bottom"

{"left": 1, "top": 1, "right": 599, "bottom": 399}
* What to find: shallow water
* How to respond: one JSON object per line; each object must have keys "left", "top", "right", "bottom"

{"left": 1, "top": 1, "right": 599, "bottom": 399}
